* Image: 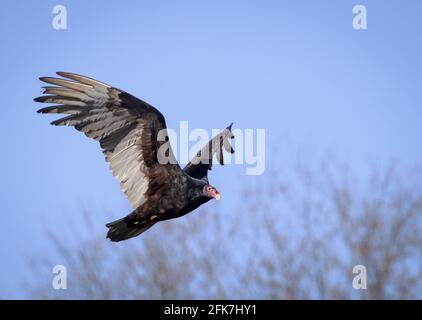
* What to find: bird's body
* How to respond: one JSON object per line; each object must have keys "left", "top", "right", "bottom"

{"left": 35, "top": 72, "right": 234, "bottom": 241}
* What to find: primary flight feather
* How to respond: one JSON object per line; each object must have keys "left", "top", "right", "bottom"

{"left": 35, "top": 72, "right": 234, "bottom": 241}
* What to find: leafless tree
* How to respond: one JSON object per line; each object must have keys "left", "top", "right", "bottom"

{"left": 26, "top": 157, "right": 422, "bottom": 299}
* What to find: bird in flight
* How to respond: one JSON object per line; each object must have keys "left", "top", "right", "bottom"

{"left": 35, "top": 72, "right": 234, "bottom": 242}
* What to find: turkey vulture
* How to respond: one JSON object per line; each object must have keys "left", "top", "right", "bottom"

{"left": 35, "top": 72, "right": 234, "bottom": 242}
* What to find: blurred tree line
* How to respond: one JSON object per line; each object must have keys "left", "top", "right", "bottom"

{"left": 26, "top": 155, "right": 422, "bottom": 299}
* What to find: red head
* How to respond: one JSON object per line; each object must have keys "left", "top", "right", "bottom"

{"left": 203, "top": 184, "right": 221, "bottom": 200}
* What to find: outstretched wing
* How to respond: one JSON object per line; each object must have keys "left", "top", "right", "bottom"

{"left": 35, "top": 72, "right": 181, "bottom": 209}
{"left": 183, "top": 123, "right": 234, "bottom": 181}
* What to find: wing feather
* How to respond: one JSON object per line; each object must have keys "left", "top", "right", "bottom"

{"left": 36, "top": 72, "right": 181, "bottom": 209}
{"left": 183, "top": 123, "right": 234, "bottom": 180}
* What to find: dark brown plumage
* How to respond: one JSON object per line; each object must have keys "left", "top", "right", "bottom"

{"left": 35, "top": 72, "right": 234, "bottom": 241}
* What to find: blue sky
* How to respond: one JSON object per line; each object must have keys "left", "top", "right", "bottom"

{"left": 0, "top": 0, "right": 421, "bottom": 298}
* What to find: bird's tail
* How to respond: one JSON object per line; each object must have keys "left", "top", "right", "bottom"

{"left": 106, "top": 213, "right": 155, "bottom": 242}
